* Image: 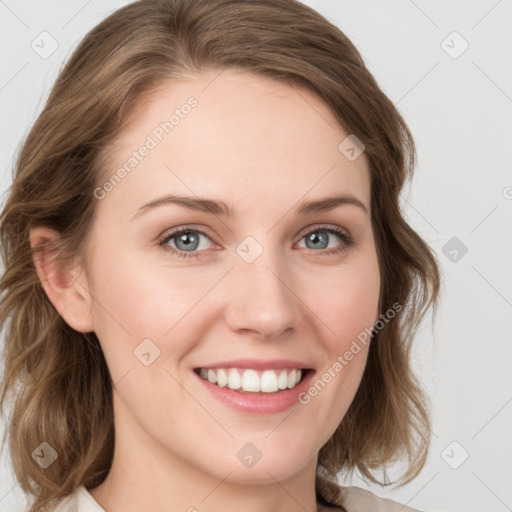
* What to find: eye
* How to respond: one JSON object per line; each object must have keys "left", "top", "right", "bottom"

{"left": 296, "top": 224, "right": 354, "bottom": 256}
{"left": 158, "top": 224, "right": 355, "bottom": 260}
{"left": 159, "top": 228, "right": 214, "bottom": 259}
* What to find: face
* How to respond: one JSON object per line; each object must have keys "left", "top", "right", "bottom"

{"left": 83, "top": 70, "right": 380, "bottom": 484}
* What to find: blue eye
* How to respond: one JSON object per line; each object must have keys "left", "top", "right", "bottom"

{"left": 159, "top": 224, "right": 354, "bottom": 259}
{"left": 298, "top": 227, "right": 351, "bottom": 252}
{"left": 159, "top": 229, "right": 212, "bottom": 259}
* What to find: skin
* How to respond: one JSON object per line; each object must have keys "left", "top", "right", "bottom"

{"left": 31, "top": 70, "right": 380, "bottom": 512}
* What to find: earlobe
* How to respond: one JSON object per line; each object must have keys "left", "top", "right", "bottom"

{"left": 29, "top": 226, "right": 94, "bottom": 333}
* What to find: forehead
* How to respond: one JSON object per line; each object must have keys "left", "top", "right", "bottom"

{"left": 97, "top": 70, "right": 371, "bottom": 217}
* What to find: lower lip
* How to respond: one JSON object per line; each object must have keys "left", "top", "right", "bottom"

{"left": 193, "top": 369, "right": 315, "bottom": 414}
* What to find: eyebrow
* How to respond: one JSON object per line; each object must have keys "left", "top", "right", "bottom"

{"left": 130, "top": 193, "right": 368, "bottom": 220}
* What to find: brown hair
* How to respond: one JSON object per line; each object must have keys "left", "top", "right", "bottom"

{"left": 0, "top": 0, "right": 441, "bottom": 510}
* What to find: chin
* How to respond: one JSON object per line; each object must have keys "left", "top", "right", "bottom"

{"left": 201, "top": 445, "right": 314, "bottom": 485}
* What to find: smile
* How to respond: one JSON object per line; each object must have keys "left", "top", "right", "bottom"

{"left": 194, "top": 367, "right": 308, "bottom": 393}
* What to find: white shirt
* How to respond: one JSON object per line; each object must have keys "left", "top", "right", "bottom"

{"left": 53, "top": 486, "right": 104, "bottom": 512}
{"left": 53, "top": 482, "right": 421, "bottom": 512}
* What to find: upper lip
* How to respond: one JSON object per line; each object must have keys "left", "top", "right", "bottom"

{"left": 195, "top": 358, "right": 314, "bottom": 371}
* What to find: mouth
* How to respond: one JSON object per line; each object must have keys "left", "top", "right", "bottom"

{"left": 193, "top": 367, "right": 313, "bottom": 394}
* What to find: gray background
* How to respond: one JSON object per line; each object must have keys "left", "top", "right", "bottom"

{"left": 1, "top": 1, "right": 511, "bottom": 511}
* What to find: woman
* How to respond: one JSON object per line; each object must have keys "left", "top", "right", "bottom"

{"left": 0, "top": 0, "right": 441, "bottom": 511}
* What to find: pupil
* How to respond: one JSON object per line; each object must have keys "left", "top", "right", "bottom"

{"left": 177, "top": 232, "right": 198, "bottom": 251}
{"left": 307, "top": 231, "right": 328, "bottom": 249}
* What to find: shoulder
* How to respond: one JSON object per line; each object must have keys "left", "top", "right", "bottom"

{"left": 50, "top": 486, "right": 105, "bottom": 512}
{"left": 316, "top": 474, "right": 422, "bottom": 512}
{"left": 54, "top": 481, "right": 420, "bottom": 512}
{"left": 341, "top": 485, "right": 422, "bottom": 512}
{"left": 51, "top": 491, "right": 78, "bottom": 512}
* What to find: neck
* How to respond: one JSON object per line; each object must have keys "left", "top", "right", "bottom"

{"left": 88, "top": 395, "right": 323, "bottom": 512}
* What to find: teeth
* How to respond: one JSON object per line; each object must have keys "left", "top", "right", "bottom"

{"left": 197, "top": 367, "right": 304, "bottom": 393}
{"left": 287, "top": 370, "right": 296, "bottom": 389}
{"left": 207, "top": 369, "right": 217, "bottom": 384}
{"left": 217, "top": 368, "right": 228, "bottom": 387}
{"left": 228, "top": 368, "right": 242, "bottom": 389}
{"left": 261, "top": 370, "right": 278, "bottom": 392}
{"left": 277, "top": 370, "right": 288, "bottom": 390}
{"left": 242, "top": 369, "right": 260, "bottom": 392}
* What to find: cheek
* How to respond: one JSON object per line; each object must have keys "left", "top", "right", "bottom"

{"left": 91, "top": 243, "right": 188, "bottom": 320}
{"left": 300, "top": 321, "right": 375, "bottom": 440}
{"left": 87, "top": 253, "right": 221, "bottom": 369}
{"left": 310, "top": 253, "right": 380, "bottom": 351}
{"left": 302, "top": 252, "right": 380, "bottom": 409}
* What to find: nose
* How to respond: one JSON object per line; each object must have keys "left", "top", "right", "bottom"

{"left": 223, "top": 250, "right": 297, "bottom": 340}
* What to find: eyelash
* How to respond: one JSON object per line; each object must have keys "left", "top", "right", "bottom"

{"left": 158, "top": 224, "right": 355, "bottom": 260}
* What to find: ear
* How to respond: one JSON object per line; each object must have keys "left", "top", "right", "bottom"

{"left": 29, "top": 226, "right": 94, "bottom": 333}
